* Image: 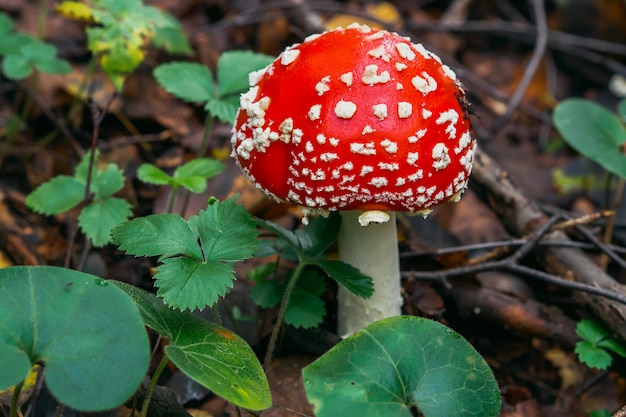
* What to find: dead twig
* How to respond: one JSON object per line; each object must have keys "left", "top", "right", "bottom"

{"left": 490, "top": 0, "right": 548, "bottom": 133}
{"left": 470, "top": 149, "right": 626, "bottom": 339}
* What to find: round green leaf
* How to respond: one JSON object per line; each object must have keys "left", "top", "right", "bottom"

{"left": 303, "top": 316, "right": 501, "bottom": 417}
{"left": 0, "top": 266, "right": 150, "bottom": 411}
{"left": 553, "top": 98, "right": 626, "bottom": 178}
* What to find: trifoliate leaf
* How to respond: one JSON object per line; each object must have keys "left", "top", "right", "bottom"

{"left": 285, "top": 289, "right": 325, "bottom": 329}
{"left": 114, "top": 199, "right": 258, "bottom": 311}
{"left": 25, "top": 176, "right": 85, "bottom": 215}
{"left": 137, "top": 163, "right": 172, "bottom": 186}
{"left": 250, "top": 280, "right": 284, "bottom": 308}
{"left": 78, "top": 197, "right": 132, "bottom": 247}
{"left": 111, "top": 214, "right": 203, "bottom": 261}
{"left": 217, "top": 50, "right": 274, "bottom": 97}
{"left": 154, "top": 257, "right": 234, "bottom": 310}
{"left": 154, "top": 62, "right": 215, "bottom": 103}
{"left": 2, "top": 54, "right": 31, "bottom": 80}
{"left": 316, "top": 259, "right": 374, "bottom": 299}
{"left": 575, "top": 341, "right": 613, "bottom": 370}
{"left": 190, "top": 198, "right": 258, "bottom": 262}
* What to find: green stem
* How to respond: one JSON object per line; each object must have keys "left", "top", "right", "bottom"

{"left": 198, "top": 115, "right": 215, "bottom": 157}
{"left": 8, "top": 380, "right": 24, "bottom": 417}
{"left": 263, "top": 261, "right": 307, "bottom": 370}
{"left": 212, "top": 302, "right": 222, "bottom": 326}
{"left": 139, "top": 355, "right": 169, "bottom": 417}
{"left": 180, "top": 115, "right": 216, "bottom": 217}
{"left": 166, "top": 186, "right": 179, "bottom": 214}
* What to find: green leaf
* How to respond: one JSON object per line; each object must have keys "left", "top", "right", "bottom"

{"left": 0, "top": 12, "right": 14, "bottom": 35}
{"left": 137, "top": 163, "right": 172, "bottom": 186}
{"left": 191, "top": 198, "right": 258, "bottom": 262}
{"left": 114, "top": 282, "right": 271, "bottom": 410}
{"left": 303, "top": 316, "right": 501, "bottom": 417}
{"left": 316, "top": 259, "right": 374, "bottom": 299}
{"left": 33, "top": 57, "right": 72, "bottom": 75}
{"left": 217, "top": 50, "right": 274, "bottom": 97}
{"left": 151, "top": 13, "right": 191, "bottom": 54}
{"left": 205, "top": 95, "right": 241, "bottom": 124}
{"left": 173, "top": 158, "right": 225, "bottom": 193}
{"left": 285, "top": 289, "right": 325, "bottom": 329}
{"left": 598, "top": 338, "right": 626, "bottom": 358}
{"left": 79, "top": 197, "right": 132, "bottom": 247}
{"left": 295, "top": 212, "right": 341, "bottom": 257}
{"left": 0, "top": 266, "right": 149, "bottom": 411}
{"left": 297, "top": 266, "right": 327, "bottom": 295}
{"left": 576, "top": 319, "right": 609, "bottom": 344}
{"left": 154, "top": 257, "right": 234, "bottom": 310}
{"left": 246, "top": 260, "right": 279, "bottom": 282}
{"left": 590, "top": 409, "right": 611, "bottom": 417}
{"left": 74, "top": 150, "right": 99, "bottom": 182}
{"left": 25, "top": 175, "right": 85, "bottom": 215}
{"left": 154, "top": 62, "right": 215, "bottom": 103}
{"left": 575, "top": 341, "right": 613, "bottom": 370}
{"left": 0, "top": 33, "right": 34, "bottom": 56}
{"left": 111, "top": 213, "right": 203, "bottom": 260}
{"left": 250, "top": 280, "right": 284, "bottom": 308}
{"left": 553, "top": 98, "right": 626, "bottom": 178}
{"left": 256, "top": 218, "right": 300, "bottom": 255}
{"left": 92, "top": 163, "right": 126, "bottom": 198}
{"left": 20, "top": 41, "right": 56, "bottom": 62}
{"left": 2, "top": 54, "right": 32, "bottom": 80}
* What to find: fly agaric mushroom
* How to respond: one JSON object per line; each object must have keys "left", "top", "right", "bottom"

{"left": 231, "top": 23, "right": 475, "bottom": 336}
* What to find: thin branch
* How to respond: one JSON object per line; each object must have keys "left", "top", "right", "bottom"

{"left": 490, "top": 0, "right": 548, "bottom": 133}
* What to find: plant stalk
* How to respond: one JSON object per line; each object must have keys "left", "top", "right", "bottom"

{"left": 139, "top": 355, "right": 169, "bottom": 417}
{"left": 263, "top": 261, "right": 306, "bottom": 369}
{"left": 337, "top": 211, "right": 402, "bottom": 337}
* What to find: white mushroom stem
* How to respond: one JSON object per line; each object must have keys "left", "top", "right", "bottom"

{"left": 337, "top": 210, "right": 403, "bottom": 337}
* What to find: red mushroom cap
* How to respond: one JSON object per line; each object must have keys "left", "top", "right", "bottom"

{"left": 231, "top": 23, "right": 475, "bottom": 216}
